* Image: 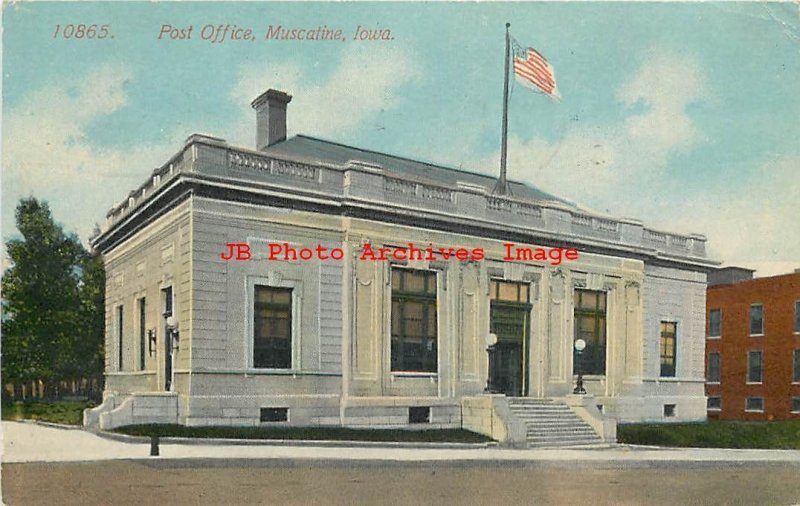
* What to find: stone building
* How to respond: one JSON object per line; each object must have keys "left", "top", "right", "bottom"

{"left": 84, "top": 89, "right": 717, "bottom": 446}
{"left": 706, "top": 268, "right": 800, "bottom": 420}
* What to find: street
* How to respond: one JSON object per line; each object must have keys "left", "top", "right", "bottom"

{"left": 4, "top": 459, "right": 800, "bottom": 505}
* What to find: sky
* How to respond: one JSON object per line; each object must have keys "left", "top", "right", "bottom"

{"left": 2, "top": 1, "right": 799, "bottom": 277}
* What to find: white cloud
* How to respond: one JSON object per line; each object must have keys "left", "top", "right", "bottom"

{"left": 616, "top": 49, "right": 708, "bottom": 156}
{"left": 229, "top": 44, "right": 419, "bottom": 145}
{"left": 2, "top": 63, "right": 177, "bottom": 244}
{"left": 671, "top": 156, "right": 800, "bottom": 276}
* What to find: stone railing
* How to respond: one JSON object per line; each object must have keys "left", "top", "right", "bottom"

{"left": 230, "top": 151, "right": 318, "bottom": 181}
{"left": 487, "top": 197, "right": 544, "bottom": 220}
{"left": 103, "top": 147, "right": 190, "bottom": 229}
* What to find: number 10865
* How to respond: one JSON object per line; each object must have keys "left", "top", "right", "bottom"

{"left": 52, "top": 24, "right": 112, "bottom": 39}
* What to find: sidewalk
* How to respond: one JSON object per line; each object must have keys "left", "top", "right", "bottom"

{"left": 4, "top": 421, "right": 800, "bottom": 464}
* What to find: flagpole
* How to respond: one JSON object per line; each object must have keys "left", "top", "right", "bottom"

{"left": 495, "top": 22, "right": 511, "bottom": 196}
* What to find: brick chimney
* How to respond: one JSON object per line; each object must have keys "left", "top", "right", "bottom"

{"left": 251, "top": 89, "right": 292, "bottom": 150}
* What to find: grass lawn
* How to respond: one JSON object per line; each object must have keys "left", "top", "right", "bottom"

{"left": 618, "top": 421, "right": 800, "bottom": 449}
{"left": 1, "top": 400, "right": 94, "bottom": 425}
{"left": 114, "top": 424, "right": 493, "bottom": 443}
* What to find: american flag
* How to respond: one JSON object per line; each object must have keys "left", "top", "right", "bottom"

{"left": 512, "top": 40, "right": 560, "bottom": 99}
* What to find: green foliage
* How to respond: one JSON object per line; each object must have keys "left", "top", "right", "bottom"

{"left": 618, "top": 421, "right": 800, "bottom": 449}
{"left": 114, "top": 424, "right": 493, "bottom": 443}
{"left": 1, "top": 400, "right": 96, "bottom": 425}
{"left": 1, "top": 197, "right": 105, "bottom": 394}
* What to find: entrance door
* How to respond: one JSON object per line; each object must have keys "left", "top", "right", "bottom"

{"left": 488, "top": 280, "right": 531, "bottom": 397}
{"left": 162, "top": 286, "right": 173, "bottom": 391}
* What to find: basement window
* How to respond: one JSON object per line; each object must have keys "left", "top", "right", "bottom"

{"left": 663, "top": 404, "right": 676, "bottom": 417}
{"left": 409, "top": 406, "right": 431, "bottom": 424}
{"left": 260, "top": 407, "right": 289, "bottom": 422}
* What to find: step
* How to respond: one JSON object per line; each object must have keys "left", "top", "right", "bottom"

{"left": 528, "top": 432, "right": 598, "bottom": 439}
{"left": 510, "top": 411, "right": 577, "bottom": 417}
{"left": 528, "top": 433, "right": 602, "bottom": 442}
{"left": 524, "top": 420, "right": 590, "bottom": 426}
{"left": 528, "top": 439, "right": 602, "bottom": 446}
{"left": 528, "top": 428, "right": 598, "bottom": 435}
{"left": 528, "top": 426, "right": 597, "bottom": 433}
{"left": 509, "top": 406, "right": 572, "bottom": 413}
{"left": 510, "top": 410, "right": 581, "bottom": 416}
{"left": 515, "top": 415, "right": 585, "bottom": 421}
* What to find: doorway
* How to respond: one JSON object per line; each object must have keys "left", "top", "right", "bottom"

{"left": 487, "top": 280, "right": 531, "bottom": 397}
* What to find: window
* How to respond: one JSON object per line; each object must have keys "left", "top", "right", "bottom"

{"left": 161, "top": 286, "right": 173, "bottom": 391}
{"left": 660, "top": 321, "right": 677, "bottom": 377}
{"left": 409, "top": 406, "right": 431, "bottom": 424}
{"left": 707, "top": 352, "right": 721, "bottom": 383}
{"left": 116, "top": 305, "right": 124, "bottom": 371}
{"left": 792, "top": 397, "right": 800, "bottom": 413}
{"left": 391, "top": 269, "right": 438, "bottom": 373}
{"left": 747, "top": 351, "right": 763, "bottom": 383}
{"left": 750, "top": 304, "right": 763, "bottom": 335}
{"left": 663, "top": 404, "right": 676, "bottom": 417}
{"left": 745, "top": 397, "right": 764, "bottom": 412}
{"left": 794, "top": 350, "right": 800, "bottom": 383}
{"left": 260, "top": 407, "right": 288, "bottom": 422}
{"left": 253, "top": 286, "right": 292, "bottom": 369}
{"left": 138, "top": 298, "right": 146, "bottom": 371}
{"left": 573, "top": 290, "right": 607, "bottom": 375}
{"left": 795, "top": 301, "right": 800, "bottom": 333}
{"left": 708, "top": 309, "right": 721, "bottom": 337}
{"left": 491, "top": 280, "right": 530, "bottom": 303}
{"left": 707, "top": 396, "right": 721, "bottom": 410}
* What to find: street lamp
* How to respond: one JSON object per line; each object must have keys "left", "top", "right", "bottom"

{"left": 485, "top": 333, "right": 499, "bottom": 393}
{"left": 573, "top": 338, "right": 587, "bottom": 394}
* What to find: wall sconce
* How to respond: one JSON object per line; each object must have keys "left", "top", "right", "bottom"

{"left": 166, "top": 316, "right": 180, "bottom": 351}
{"left": 148, "top": 329, "right": 156, "bottom": 356}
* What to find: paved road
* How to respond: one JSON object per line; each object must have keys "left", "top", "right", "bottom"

{"left": 3, "top": 422, "right": 800, "bottom": 505}
{"left": 4, "top": 459, "right": 800, "bottom": 505}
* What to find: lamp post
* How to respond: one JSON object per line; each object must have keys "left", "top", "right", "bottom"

{"left": 485, "top": 333, "right": 499, "bottom": 393}
{"left": 573, "top": 338, "right": 587, "bottom": 395}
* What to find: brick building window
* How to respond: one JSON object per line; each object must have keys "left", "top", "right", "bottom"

{"left": 253, "top": 286, "right": 293, "bottom": 369}
{"left": 391, "top": 269, "right": 438, "bottom": 373}
{"left": 747, "top": 351, "right": 763, "bottom": 383}
{"left": 792, "top": 397, "right": 800, "bottom": 413}
{"left": 795, "top": 301, "right": 800, "bottom": 333}
{"left": 750, "top": 304, "right": 763, "bottom": 335}
{"left": 794, "top": 350, "right": 800, "bottom": 383}
{"left": 574, "top": 290, "right": 607, "bottom": 376}
{"left": 707, "top": 396, "right": 721, "bottom": 410}
{"left": 660, "top": 321, "right": 677, "bottom": 377}
{"left": 745, "top": 397, "right": 764, "bottom": 412}
{"left": 707, "top": 352, "right": 721, "bottom": 383}
{"left": 708, "top": 309, "right": 721, "bottom": 337}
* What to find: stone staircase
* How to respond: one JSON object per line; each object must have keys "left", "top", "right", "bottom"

{"left": 507, "top": 398, "right": 604, "bottom": 448}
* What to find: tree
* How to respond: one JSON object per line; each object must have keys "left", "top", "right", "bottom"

{"left": 2, "top": 197, "right": 104, "bottom": 399}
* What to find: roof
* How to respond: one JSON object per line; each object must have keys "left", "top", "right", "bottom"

{"left": 263, "top": 135, "right": 576, "bottom": 207}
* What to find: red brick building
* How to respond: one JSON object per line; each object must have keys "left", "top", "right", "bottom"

{"left": 706, "top": 268, "right": 800, "bottom": 420}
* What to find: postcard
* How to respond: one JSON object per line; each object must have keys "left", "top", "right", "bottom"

{"left": 2, "top": 2, "right": 799, "bottom": 505}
